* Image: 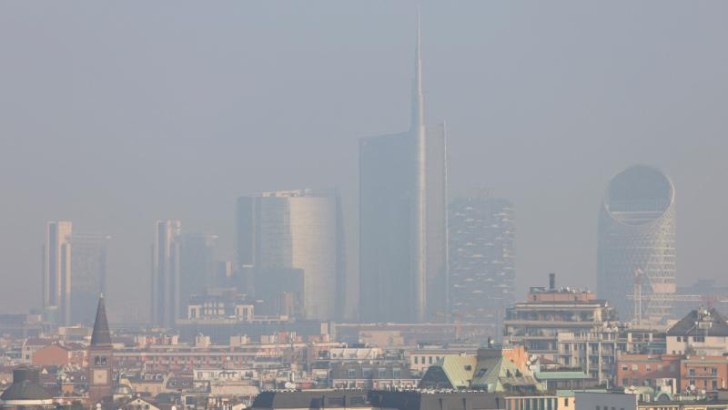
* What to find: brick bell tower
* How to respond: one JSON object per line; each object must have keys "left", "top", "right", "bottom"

{"left": 88, "top": 294, "right": 113, "bottom": 407}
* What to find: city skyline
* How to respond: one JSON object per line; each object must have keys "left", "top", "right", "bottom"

{"left": 3, "top": 2, "right": 728, "bottom": 408}
{"left": 2, "top": 2, "right": 728, "bottom": 320}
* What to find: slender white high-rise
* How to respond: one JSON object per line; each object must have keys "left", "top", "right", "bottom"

{"left": 413, "top": 11, "right": 428, "bottom": 322}
{"left": 151, "top": 220, "right": 181, "bottom": 328}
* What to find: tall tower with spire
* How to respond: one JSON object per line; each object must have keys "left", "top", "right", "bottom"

{"left": 88, "top": 294, "right": 113, "bottom": 406}
{"left": 359, "top": 14, "right": 448, "bottom": 323}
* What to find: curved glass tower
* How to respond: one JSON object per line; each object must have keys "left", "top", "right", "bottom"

{"left": 597, "top": 165, "right": 676, "bottom": 324}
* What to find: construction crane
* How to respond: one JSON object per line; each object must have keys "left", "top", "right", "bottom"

{"left": 629, "top": 269, "right": 728, "bottom": 327}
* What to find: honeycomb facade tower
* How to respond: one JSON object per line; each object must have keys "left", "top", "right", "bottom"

{"left": 597, "top": 165, "right": 676, "bottom": 325}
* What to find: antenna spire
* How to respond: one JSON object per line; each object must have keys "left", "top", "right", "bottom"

{"left": 412, "top": 7, "right": 425, "bottom": 133}
{"left": 412, "top": 7, "right": 428, "bottom": 322}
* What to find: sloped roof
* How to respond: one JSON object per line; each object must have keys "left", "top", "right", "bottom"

{"left": 439, "top": 356, "right": 478, "bottom": 388}
{"left": 0, "top": 380, "right": 53, "bottom": 402}
{"left": 421, "top": 348, "right": 544, "bottom": 392}
{"left": 90, "top": 295, "right": 112, "bottom": 347}
{"left": 419, "top": 355, "right": 477, "bottom": 389}
{"left": 0, "top": 369, "right": 53, "bottom": 403}
{"left": 470, "top": 351, "right": 542, "bottom": 392}
{"left": 667, "top": 308, "right": 728, "bottom": 337}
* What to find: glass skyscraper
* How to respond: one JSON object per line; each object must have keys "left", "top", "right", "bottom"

{"left": 43, "top": 221, "right": 73, "bottom": 325}
{"left": 358, "top": 20, "right": 448, "bottom": 323}
{"left": 597, "top": 165, "right": 676, "bottom": 324}
{"left": 237, "top": 189, "right": 345, "bottom": 321}
{"left": 151, "top": 220, "right": 182, "bottom": 328}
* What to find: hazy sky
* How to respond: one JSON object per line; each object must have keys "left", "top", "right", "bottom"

{"left": 1, "top": 1, "right": 727, "bottom": 322}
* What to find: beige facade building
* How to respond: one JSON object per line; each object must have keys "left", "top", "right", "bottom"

{"left": 43, "top": 221, "right": 73, "bottom": 325}
{"left": 237, "top": 189, "right": 344, "bottom": 321}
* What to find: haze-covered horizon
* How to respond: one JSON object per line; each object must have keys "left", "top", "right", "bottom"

{"left": 1, "top": 1, "right": 727, "bottom": 321}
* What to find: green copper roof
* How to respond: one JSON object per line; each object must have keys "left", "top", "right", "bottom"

{"left": 437, "top": 356, "right": 478, "bottom": 389}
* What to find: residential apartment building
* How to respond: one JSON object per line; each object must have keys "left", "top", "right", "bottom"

{"left": 504, "top": 275, "right": 619, "bottom": 383}
{"left": 449, "top": 194, "right": 515, "bottom": 330}
{"left": 666, "top": 308, "right": 728, "bottom": 355}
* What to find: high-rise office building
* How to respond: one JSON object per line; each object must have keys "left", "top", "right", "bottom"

{"left": 43, "top": 221, "right": 73, "bottom": 325}
{"left": 358, "top": 19, "right": 447, "bottom": 323}
{"left": 151, "top": 220, "right": 181, "bottom": 328}
{"left": 449, "top": 194, "right": 515, "bottom": 327}
{"left": 237, "top": 189, "right": 345, "bottom": 321}
{"left": 69, "top": 233, "right": 110, "bottom": 325}
{"left": 179, "top": 233, "right": 217, "bottom": 314}
{"left": 597, "top": 165, "right": 676, "bottom": 324}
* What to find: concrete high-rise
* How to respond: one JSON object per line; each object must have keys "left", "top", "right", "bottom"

{"left": 43, "top": 221, "right": 73, "bottom": 325}
{"left": 358, "top": 18, "right": 447, "bottom": 323}
{"left": 69, "top": 233, "right": 110, "bottom": 325}
{"left": 597, "top": 165, "right": 676, "bottom": 324}
{"left": 179, "top": 233, "right": 217, "bottom": 314}
{"left": 449, "top": 194, "right": 514, "bottom": 328}
{"left": 151, "top": 220, "right": 181, "bottom": 328}
{"left": 237, "top": 189, "right": 345, "bottom": 321}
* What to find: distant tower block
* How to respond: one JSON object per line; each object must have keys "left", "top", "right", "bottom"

{"left": 43, "top": 221, "right": 73, "bottom": 325}
{"left": 597, "top": 165, "right": 676, "bottom": 324}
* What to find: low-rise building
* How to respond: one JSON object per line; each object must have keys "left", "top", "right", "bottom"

{"left": 616, "top": 354, "right": 680, "bottom": 389}
{"left": 666, "top": 308, "right": 728, "bottom": 356}
{"left": 419, "top": 345, "right": 545, "bottom": 393}
{"left": 680, "top": 355, "right": 728, "bottom": 393}
{"left": 575, "top": 391, "right": 637, "bottom": 410}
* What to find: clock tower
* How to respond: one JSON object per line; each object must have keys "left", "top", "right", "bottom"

{"left": 88, "top": 294, "right": 113, "bottom": 407}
